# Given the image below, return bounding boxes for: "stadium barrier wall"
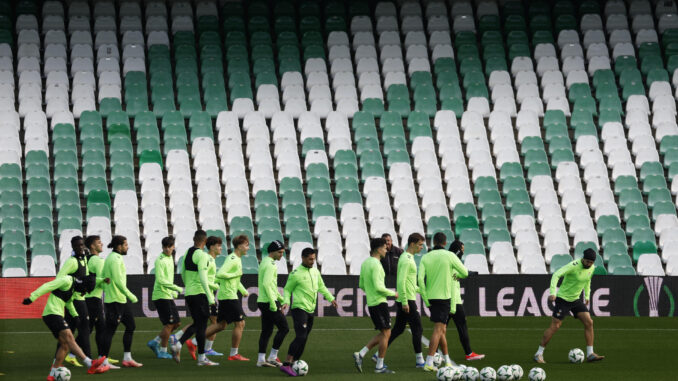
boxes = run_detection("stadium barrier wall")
[2,275,675,319]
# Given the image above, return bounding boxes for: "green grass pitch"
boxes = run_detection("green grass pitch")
[0,316,675,380]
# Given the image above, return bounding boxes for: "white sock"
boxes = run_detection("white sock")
[205,340,214,351]
[416,353,424,363]
[198,353,206,362]
[49,367,56,376]
[191,338,197,346]
[83,357,92,367]
[586,346,593,356]
[359,346,369,358]
[444,354,452,364]
[425,355,434,367]
[175,330,184,338]
[160,347,167,353]
[103,358,110,366]
[258,353,266,363]
[268,348,279,360]
[536,346,545,355]
[67,353,75,358]
[230,348,238,356]
[123,352,132,362]
[376,357,384,369]
[154,336,161,344]
[174,342,182,351]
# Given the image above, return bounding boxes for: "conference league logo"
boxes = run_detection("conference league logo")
[633,276,675,317]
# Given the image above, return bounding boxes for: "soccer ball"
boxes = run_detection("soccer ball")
[437,367,455,381]
[463,366,479,381]
[568,348,585,363]
[528,367,546,381]
[496,365,512,381]
[450,366,466,381]
[510,364,523,380]
[479,366,497,381]
[292,360,309,376]
[54,367,71,381]
[433,352,445,367]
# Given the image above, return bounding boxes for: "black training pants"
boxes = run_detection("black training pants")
[258,302,289,353]
[102,302,136,356]
[64,299,91,358]
[180,294,210,355]
[388,300,423,353]
[86,297,106,357]
[287,308,314,360]
[449,304,472,355]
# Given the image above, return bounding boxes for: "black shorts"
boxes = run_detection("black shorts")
[368,303,391,330]
[43,314,70,339]
[217,299,244,324]
[552,297,589,320]
[185,294,210,321]
[428,299,451,324]
[154,299,180,325]
[210,303,218,317]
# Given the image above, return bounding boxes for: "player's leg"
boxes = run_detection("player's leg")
[374,328,392,372]
[452,304,483,360]
[61,307,83,367]
[86,297,106,358]
[280,309,306,376]
[73,300,92,358]
[408,301,425,367]
[156,301,180,359]
[534,317,562,363]
[257,304,275,367]
[101,303,121,359]
[295,313,313,360]
[226,299,248,360]
[59,328,108,373]
[120,303,142,367]
[268,308,289,365]
[388,302,407,346]
[576,311,604,361]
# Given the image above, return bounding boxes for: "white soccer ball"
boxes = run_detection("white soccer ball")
[479,366,497,381]
[463,366,479,381]
[510,364,523,379]
[54,367,71,381]
[568,348,585,363]
[450,366,466,381]
[496,365,513,381]
[292,360,309,376]
[437,366,455,381]
[433,352,445,368]
[528,367,546,381]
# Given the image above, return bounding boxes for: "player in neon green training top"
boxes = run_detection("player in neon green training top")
[386,233,426,367]
[353,237,398,374]
[201,234,251,361]
[418,232,468,371]
[256,240,288,368]
[100,235,142,368]
[57,236,92,364]
[172,230,218,366]
[534,248,604,363]
[182,236,224,359]
[279,247,337,377]
[148,236,183,359]
[445,240,484,362]
[84,235,116,364]
[22,274,109,379]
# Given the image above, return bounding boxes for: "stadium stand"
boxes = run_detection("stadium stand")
[1,0,677,278]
